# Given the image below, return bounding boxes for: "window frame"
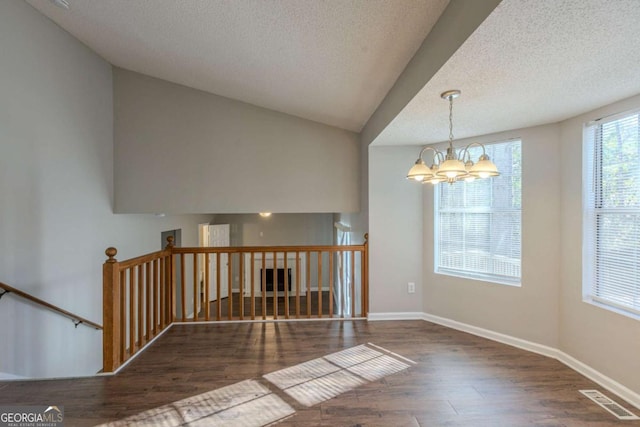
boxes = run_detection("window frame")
[582,108,640,320]
[434,139,522,286]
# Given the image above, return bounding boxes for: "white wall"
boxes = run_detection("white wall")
[368,146,423,315]
[113,68,360,215]
[559,93,640,394]
[0,1,212,378]
[212,213,334,246]
[422,125,562,347]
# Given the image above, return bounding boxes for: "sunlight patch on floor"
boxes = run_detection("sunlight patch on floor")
[97,380,294,427]
[98,344,412,426]
[264,344,411,407]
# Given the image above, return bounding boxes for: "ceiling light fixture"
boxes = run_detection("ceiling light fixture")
[259,212,272,218]
[406,90,499,184]
[50,0,70,10]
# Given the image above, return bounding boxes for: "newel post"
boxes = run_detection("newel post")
[363,233,369,317]
[103,247,121,373]
[165,236,175,323]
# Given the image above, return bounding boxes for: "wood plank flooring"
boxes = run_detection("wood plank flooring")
[201,291,333,319]
[1,320,639,426]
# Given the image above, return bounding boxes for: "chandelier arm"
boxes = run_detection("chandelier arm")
[418,146,444,164]
[465,141,487,155]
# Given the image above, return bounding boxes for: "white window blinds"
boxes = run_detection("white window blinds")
[435,140,522,285]
[583,111,640,316]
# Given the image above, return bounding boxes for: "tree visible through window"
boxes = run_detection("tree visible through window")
[435,140,522,285]
[584,110,640,317]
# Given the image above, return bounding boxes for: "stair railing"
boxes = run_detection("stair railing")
[102,234,368,373]
[0,281,102,330]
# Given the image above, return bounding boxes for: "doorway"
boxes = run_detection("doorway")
[198,224,230,302]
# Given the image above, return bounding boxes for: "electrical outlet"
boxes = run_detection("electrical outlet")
[408,282,415,293]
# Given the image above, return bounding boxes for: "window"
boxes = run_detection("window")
[583,110,640,317]
[435,140,521,285]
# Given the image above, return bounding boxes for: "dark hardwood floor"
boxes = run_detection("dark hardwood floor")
[202,291,333,319]
[1,320,639,426]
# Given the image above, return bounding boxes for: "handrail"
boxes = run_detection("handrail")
[0,281,103,330]
[171,244,367,254]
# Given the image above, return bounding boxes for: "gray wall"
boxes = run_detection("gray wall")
[212,213,334,246]
[0,1,211,378]
[559,93,640,395]
[368,146,423,314]
[364,96,640,396]
[113,68,360,215]
[335,135,370,245]
[422,124,562,347]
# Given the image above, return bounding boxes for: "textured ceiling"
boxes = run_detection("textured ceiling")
[26,0,449,132]
[373,0,640,145]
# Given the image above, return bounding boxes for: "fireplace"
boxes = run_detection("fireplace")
[261,268,292,292]
[244,252,306,296]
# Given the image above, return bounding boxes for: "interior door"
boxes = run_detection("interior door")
[207,224,230,301]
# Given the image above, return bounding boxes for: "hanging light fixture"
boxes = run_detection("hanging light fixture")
[406,90,499,184]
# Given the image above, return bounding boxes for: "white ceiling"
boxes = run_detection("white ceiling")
[374,0,640,145]
[26,0,449,133]
[25,0,640,144]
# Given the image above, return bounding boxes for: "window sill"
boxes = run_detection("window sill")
[583,297,640,322]
[435,270,521,287]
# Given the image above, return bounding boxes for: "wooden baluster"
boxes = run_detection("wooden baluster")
[103,247,121,373]
[193,254,198,321]
[145,262,152,339]
[228,253,233,320]
[284,252,289,319]
[166,236,175,324]
[153,259,159,336]
[351,250,356,318]
[216,252,221,321]
[306,251,311,318]
[360,250,365,318]
[138,264,144,347]
[295,251,301,318]
[205,253,210,321]
[272,251,278,319]
[119,270,126,364]
[329,251,334,318]
[317,251,323,318]
[129,267,136,356]
[261,253,266,320]
[239,251,244,320]
[159,256,165,327]
[339,251,345,318]
[180,253,186,322]
[250,252,255,320]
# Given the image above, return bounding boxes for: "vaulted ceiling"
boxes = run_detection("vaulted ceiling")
[27,0,640,145]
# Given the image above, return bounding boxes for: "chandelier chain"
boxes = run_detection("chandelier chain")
[448,96,454,147]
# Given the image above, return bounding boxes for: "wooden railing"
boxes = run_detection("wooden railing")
[0,281,102,330]
[102,235,368,372]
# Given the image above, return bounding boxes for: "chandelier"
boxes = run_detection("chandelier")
[406,90,499,184]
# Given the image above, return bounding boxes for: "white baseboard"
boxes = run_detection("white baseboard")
[98,323,175,376]
[421,313,559,358]
[422,312,640,410]
[556,351,640,411]
[0,372,28,380]
[368,312,424,321]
